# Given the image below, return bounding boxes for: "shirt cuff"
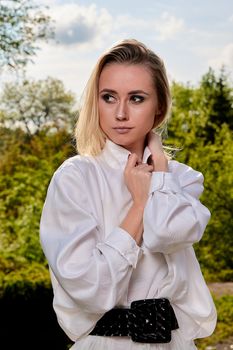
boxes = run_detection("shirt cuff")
[149,172,181,195]
[97,227,142,268]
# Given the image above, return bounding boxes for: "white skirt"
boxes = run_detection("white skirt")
[70,330,197,350]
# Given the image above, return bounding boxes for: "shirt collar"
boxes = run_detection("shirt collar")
[99,139,152,169]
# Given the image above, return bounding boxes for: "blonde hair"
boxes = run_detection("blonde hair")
[75,39,172,156]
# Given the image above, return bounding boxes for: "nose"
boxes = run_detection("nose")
[115,102,129,121]
[116,113,127,121]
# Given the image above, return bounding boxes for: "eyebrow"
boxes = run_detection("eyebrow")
[99,89,150,96]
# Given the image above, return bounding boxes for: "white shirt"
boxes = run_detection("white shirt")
[40,139,217,344]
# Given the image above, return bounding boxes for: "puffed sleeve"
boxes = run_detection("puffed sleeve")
[143,160,211,253]
[40,160,141,335]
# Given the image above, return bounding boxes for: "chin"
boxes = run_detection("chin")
[110,137,132,147]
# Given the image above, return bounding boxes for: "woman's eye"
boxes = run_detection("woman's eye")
[131,95,144,103]
[101,94,116,103]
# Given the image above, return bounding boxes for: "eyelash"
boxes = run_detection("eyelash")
[101,94,145,104]
[101,94,115,103]
[131,95,144,103]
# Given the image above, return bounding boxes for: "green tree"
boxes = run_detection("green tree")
[189,124,233,281]
[0,0,53,70]
[166,69,233,280]
[0,77,77,135]
[167,68,233,155]
[0,127,75,267]
[196,67,233,143]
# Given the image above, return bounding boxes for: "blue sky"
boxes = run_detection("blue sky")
[14,0,233,99]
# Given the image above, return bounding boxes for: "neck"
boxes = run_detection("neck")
[124,138,147,162]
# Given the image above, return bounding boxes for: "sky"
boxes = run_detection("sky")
[4,0,233,100]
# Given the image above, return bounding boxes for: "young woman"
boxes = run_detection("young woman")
[40,39,217,349]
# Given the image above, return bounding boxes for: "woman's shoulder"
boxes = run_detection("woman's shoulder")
[52,154,97,183]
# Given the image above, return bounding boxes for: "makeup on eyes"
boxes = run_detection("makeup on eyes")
[100,89,149,104]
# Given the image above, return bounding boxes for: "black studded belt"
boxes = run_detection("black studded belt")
[90,298,179,343]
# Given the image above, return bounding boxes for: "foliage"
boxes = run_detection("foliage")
[166,67,233,281]
[0,77,77,134]
[0,0,53,70]
[191,125,233,281]
[0,127,76,270]
[167,67,233,147]
[0,258,50,298]
[197,67,233,142]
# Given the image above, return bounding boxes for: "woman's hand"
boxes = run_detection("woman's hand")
[120,153,153,245]
[147,131,164,155]
[147,131,168,172]
[124,153,153,209]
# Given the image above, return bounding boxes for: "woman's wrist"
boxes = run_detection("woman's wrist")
[131,201,146,213]
[120,202,145,245]
[151,153,168,172]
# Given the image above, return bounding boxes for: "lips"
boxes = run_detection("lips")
[113,127,133,134]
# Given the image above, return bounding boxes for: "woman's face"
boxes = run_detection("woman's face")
[98,63,158,156]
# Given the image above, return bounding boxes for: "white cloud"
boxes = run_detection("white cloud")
[21,3,114,100]
[112,12,185,42]
[154,12,185,41]
[49,3,113,50]
[26,42,95,99]
[37,0,57,5]
[113,14,148,29]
